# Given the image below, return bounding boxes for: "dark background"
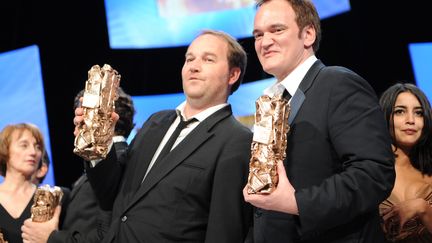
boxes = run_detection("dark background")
[1,0,430,187]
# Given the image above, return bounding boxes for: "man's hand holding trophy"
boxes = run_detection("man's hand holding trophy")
[73,64,121,161]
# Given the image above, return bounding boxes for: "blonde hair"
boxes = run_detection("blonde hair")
[0,123,45,176]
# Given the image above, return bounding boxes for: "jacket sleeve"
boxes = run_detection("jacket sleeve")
[205,127,253,243]
[48,210,112,243]
[85,146,124,211]
[295,68,395,234]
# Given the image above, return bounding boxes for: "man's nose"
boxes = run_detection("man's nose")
[189,60,201,72]
[261,32,274,48]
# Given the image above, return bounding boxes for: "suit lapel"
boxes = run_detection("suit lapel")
[124,106,233,212]
[298,60,325,94]
[287,60,326,124]
[135,124,212,195]
[288,89,305,125]
[127,112,177,193]
[69,174,87,199]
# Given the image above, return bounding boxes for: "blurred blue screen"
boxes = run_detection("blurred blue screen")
[409,42,432,101]
[105,0,351,49]
[0,45,56,186]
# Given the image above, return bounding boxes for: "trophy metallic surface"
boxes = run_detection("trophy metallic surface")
[74,64,120,161]
[31,185,64,222]
[0,230,7,243]
[247,94,290,194]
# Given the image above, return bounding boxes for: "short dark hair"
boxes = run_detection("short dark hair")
[37,150,51,183]
[74,87,136,138]
[199,30,247,94]
[114,88,136,138]
[256,0,321,53]
[379,82,432,175]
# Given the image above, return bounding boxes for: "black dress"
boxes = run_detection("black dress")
[0,198,32,243]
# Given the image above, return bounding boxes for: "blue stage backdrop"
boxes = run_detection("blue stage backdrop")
[0,45,55,186]
[105,0,351,49]
[409,42,432,101]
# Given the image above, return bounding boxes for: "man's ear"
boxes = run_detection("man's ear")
[228,67,241,86]
[302,24,316,49]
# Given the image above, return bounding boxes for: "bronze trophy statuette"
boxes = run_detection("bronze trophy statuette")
[0,229,7,243]
[31,185,63,222]
[74,64,121,161]
[246,92,290,194]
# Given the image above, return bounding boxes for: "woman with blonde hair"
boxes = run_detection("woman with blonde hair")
[0,123,45,243]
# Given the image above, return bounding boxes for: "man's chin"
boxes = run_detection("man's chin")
[185,90,204,99]
[262,65,277,77]
[260,59,277,71]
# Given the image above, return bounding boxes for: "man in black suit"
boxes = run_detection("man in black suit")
[74,30,252,242]
[21,87,135,243]
[243,0,395,243]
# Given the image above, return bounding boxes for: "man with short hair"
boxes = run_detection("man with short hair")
[75,30,252,242]
[243,0,395,242]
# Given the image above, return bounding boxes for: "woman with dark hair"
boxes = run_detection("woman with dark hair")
[0,123,45,243]
[379,83,432,242]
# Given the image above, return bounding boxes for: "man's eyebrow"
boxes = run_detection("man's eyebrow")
[253,23,286,34]
[202,52,217,57]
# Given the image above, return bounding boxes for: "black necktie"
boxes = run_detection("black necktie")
[283,89,292,101]
[156,116,196,161]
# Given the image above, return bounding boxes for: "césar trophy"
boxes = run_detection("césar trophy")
[246,92,290,194]
[0,229,7,243]
[31,185,64,222]
[73,64,120,161]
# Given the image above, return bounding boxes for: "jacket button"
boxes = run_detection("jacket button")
[255,209,262,218]
[121,215,127,222]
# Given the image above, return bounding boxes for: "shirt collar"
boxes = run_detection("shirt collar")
[264,55,317,97]
[176,101,228,122]
[112,135,126,143]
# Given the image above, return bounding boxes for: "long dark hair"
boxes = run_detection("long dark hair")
[379,83,432,175]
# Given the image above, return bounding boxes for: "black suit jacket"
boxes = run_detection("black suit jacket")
[253,60,395,243]
[48,142,127,243]
[87,105,253,243]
